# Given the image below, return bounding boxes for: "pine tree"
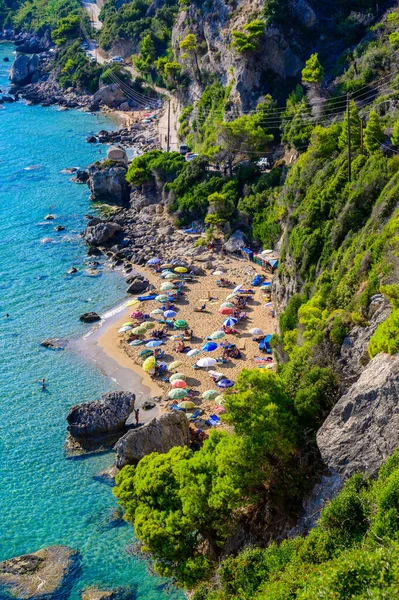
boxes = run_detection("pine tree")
[301,53,324,85]
[338,100,361,152]
[391,118,399,147]
[364,111,384,154]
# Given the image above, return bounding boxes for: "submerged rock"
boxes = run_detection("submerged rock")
[93,464,119,486]
[81,586,136,600]
[66,391,135,451]
[40,338,68,350]
[317,353,399,480]
[0,545,80,600]
[114,411,190,468]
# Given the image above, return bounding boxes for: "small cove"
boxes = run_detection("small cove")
[0,42,182,599]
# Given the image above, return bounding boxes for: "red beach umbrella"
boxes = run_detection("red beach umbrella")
[218,307,234,315]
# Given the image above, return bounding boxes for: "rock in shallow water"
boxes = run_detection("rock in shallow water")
[40,338,68,350]
[0,545,80,600]
[79,312,100,323]
[81,586,136,600]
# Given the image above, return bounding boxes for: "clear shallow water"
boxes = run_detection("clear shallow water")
[0,43,181,599]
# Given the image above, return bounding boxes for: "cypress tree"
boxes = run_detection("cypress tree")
[364,111,384,154]
[339,100,361,152]
[391,117,399,147]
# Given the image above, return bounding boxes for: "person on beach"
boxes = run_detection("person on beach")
[134,409,140,426]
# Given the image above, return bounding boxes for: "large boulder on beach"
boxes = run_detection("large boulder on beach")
[126,278,148,294]
[114,412,190,468]
[84,221,123,246]
[224,230,246,253]
[0,545,80,600]
[66,392,135,451]
[9,53,39,85]
[317,353,399,480]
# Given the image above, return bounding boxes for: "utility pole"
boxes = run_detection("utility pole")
[347,93,352,182]
[167,99,171,152]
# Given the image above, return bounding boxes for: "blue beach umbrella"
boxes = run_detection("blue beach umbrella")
[164,310,177,318]
[147,257,161,265]
[217,379,234,388]
[146,340,164,348]
[202,342,218,352]
[223,317,238,327]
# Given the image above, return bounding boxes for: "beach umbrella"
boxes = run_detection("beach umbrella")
[215,394,225,405]
[144,322,155,331]
[130,311,143,319]
[161,283,175,291]
[202,390,219,400]
[208,370,224,380]
[250,327,264,336]
[164,310,177,318]
[170,379,188,389]
[161,263,173,269]
[131,326,146,335]
[264,302,272,307]
[129,339,144,346]
[147,257,161,265]
[202,342,218,352]
[127,299,140,307]
[156,294,169,302]
[223,317,238,327]
[168,360,183,371]
[226,293,239,301]
[178,400,195,409]
[187,348,200,357]
[219,307,234,315]
[209,330,225,340]
[143,356,156,372]
[213,270,224,276]
[169,372,186,382]
[122,322,134,327]
[165,273,180,279]
[174,266,187,273]
[146,340,163,348]
[233,285,244,293]
[220,302,235,309]
[139,349,153,358]
[197,357,217,368]
[151,309,164,315]
[168,388,188,400]
[217,379,234,388]
[118,325,132,333]
[174,320,189,329]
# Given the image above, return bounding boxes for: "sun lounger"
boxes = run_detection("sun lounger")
[187,409,201,421]
[137,295,157,301]
[206,415,221,427]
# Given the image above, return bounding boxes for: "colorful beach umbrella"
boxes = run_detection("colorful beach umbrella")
[250,327,264,336]
[118,326,132,333]
[168,360,183,371]
[169,372,186,382]
[213,270,224,276]
[174,320,189,329]
[202,390,218,400]
[144,322,155,330]
[168,388,188,400]
[215,394,225,405]
[143,356,156,372]
[164,310,177,318]
[156,294,169,302]
[170,379,188,389]
[202,342,218,352]
[197,357,217,368]
[139,349,153,358]
[161,263,173,269]
[129,339,144,346]
[146,340,163,348]
[220,302,235,309]
[165,273,180,279]
[187,348,200,357]
[130,311,143,319]
[178,400,195,409]
[122,322,134,327]
[131,326,146,335]
[161,283,175,291]
[174,266,187,273]
[219,307,234,315]
[209,331,225,340]
[151,309,164,315]
[223,317,238,327]
[217,379,234,388]
[147,257,161,265]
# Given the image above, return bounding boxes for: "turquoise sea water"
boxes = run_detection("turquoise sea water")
[0,43,181,599]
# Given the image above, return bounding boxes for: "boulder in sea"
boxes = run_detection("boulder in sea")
[66,391,135,452]
[114,411,190,468]
[54,225,65,232]
[79,312,100,323]
[44,214,55,221]
[41,338,68,350]
[93,464,119,487]
[81,586,136,600]
[86,135,98,144]
[9,52,39,86]
[86,162,130,207]
[317,353,399,480]
[0,545,80,600]
[84,222,123,246]
[66,266,78,275]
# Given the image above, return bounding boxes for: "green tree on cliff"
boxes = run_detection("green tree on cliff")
[364,111,384,154]
[302,53,324,85]
[339,99,361,152]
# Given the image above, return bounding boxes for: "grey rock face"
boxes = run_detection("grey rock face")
[84,222,123,246]
[317,353,399,480]
[224,229,246,253]
[0,546,80,600]
[87,164,130,207]
[114,411,190,468]
[9,53,39,85]
[67,391,135,443]
[126,278,148,294]
[93,84,126,108]
[339,294,392,388]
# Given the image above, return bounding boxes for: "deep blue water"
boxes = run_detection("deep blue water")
[0,43,181,599]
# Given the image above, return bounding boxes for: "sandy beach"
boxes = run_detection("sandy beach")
[92,255,277,426]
